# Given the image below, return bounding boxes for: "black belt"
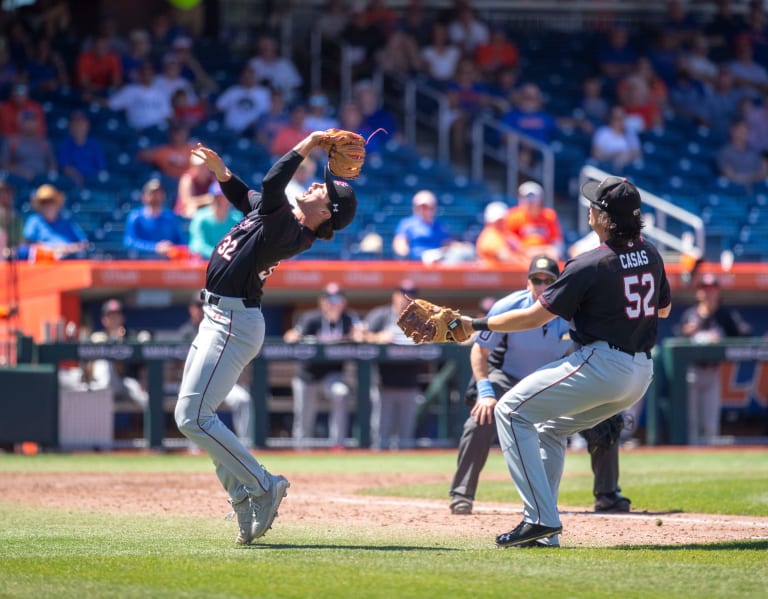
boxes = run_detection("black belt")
[200,290,261,309]
[609,343,651,359]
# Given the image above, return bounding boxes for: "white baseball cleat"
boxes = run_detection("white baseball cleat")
[250,474,290,539]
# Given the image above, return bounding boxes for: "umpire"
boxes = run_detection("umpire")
[449,256,632,522]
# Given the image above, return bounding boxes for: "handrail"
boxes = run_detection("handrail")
[402,78,451,163]
[470,115,556,205]
[578,164,706,259]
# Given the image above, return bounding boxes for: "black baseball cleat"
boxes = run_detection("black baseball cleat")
[594,492,631,513]
[495,521,562,548]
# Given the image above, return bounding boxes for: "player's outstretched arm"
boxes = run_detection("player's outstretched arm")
[191,143,231,182]
[468,300,555,334]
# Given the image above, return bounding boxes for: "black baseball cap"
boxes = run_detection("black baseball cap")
[528,255,559,279]
[101,298,123,315]
[397,278,418,297]
[325,166,357,230]
[581,176,642,220]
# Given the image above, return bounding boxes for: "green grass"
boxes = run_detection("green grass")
[1,450,767,598]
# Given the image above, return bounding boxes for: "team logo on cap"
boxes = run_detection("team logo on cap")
[535,257,550,269]
[332,203,339,213]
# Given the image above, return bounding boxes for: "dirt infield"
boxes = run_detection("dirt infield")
[5,456,767,547]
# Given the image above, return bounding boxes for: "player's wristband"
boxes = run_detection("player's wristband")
[471,317,490,331]
[476,378,495,398]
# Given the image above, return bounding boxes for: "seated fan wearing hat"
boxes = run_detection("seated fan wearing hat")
[22,184,89,261]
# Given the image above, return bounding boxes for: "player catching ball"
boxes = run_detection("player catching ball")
[399,176,671,547]
[174,130,362,545]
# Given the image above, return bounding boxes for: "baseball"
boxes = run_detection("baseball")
[655,518,663,527]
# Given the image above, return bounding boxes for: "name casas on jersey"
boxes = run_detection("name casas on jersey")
[619,249,649,269]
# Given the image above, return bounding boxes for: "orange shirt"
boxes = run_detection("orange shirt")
[475,42,519,72]
[476,226,525,264]
[145,143,196,179]
[0,99,46,136]
[76,50,122,90]
[503,206,563,248]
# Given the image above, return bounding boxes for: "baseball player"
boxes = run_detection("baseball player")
[174,132,358,545]
[456,176,671,547]
[449,257,633,529]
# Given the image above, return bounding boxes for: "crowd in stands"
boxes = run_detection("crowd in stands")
[1,0,768,264]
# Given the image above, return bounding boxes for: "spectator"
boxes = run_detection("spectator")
[596,23,638,97]
[393,190,452,261]
[0,83,46,137]
[170,87,206,129]
[616,67,665,133]
[123,178,185,259]
[174,153,215,218]
[154,53,198,107]
[166,36,217,101]
[75,33,122,102]
[248,35,302,103]
[590,105,642,172]
[703,0,747,63]
[420,21,462,85]
[728,34,768,96]
[443,58,492,163]
[662,0,700,49]
[215,65,271,136]
[572,76,610,132]
[717,119,768,186]
[485,65,522,115]
[338,5,387,81]
[269,103,310,158]
[500,82,559,144]
[23,184,88,261]
[56,110,108,188]
[254,87,290,149]
[317,0,349,43]
[1,111,57,182]
[285,157,318,208]
[743,94,768,156]
[646,28,681,88]
[667,62,709,125]
[303,90,339,132]
[24,36,69,98]
[682,33,718,89]
[283,283,363,449]
[354,80,399,150]
[364,280,424,450]
[85,298,149,410]
[138,124,196,181]
[447,1,490,56]
[475,200,527,266]
[503,181,564,261]
[107,60,172,131]
[377,10,424,77]
[188,181,241,259]
[121,29,153,84]
[698,66,749,142]
[0,178,23,258]
[744,2,768,66]
[474,24,519,79]
[677,273,752,445]
[175,291,253,442]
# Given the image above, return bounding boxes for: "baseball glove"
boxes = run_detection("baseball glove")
[579,413,625,453]
[396,299,473,344]
[318,128,367,179]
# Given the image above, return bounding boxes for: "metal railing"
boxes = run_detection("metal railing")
[470,116,556,205]
[578,164,706,260]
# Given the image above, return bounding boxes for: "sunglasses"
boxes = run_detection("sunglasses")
[529,277,555,286]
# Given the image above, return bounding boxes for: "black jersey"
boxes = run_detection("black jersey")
[540,237,671,354]
[204,151,316,301]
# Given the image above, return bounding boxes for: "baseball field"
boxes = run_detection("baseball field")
[1,447,766,599]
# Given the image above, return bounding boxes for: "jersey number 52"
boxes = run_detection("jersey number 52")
[624,273,655,319]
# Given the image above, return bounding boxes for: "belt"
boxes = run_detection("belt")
[200,289,260,309]
[608,343,651,359]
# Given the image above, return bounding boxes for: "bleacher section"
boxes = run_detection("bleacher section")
[6,24,768,265]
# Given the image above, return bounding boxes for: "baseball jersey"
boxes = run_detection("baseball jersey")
[204,151,316,301]
[540,237,671,354]
[476,289,572,380]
